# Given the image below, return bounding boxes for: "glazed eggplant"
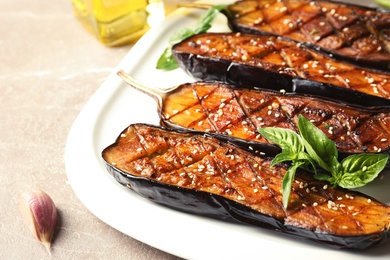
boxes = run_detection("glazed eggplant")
[102,123,390,249]
[222,0,390,71]
[172,32,390,108]
[118,71,390,155]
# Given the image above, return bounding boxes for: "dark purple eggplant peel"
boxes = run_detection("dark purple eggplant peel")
[102,123,390,249]
[225,0,390,71]
[181,0,390,71]
[172,32,390,108]
[117,71,390,157]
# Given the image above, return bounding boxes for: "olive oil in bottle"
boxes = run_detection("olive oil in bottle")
[71,0,165,46]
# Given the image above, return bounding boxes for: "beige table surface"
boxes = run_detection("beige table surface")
[0,1,183,259]
[0,0,383,259]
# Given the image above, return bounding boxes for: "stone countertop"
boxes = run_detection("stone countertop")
[0,1,180,259]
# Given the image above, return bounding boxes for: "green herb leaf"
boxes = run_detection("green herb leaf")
[314,172,334,183]
[169,28,194,45]
[194,5,226,33]
[258,128,304,155]
[282,161,304,208]
[259,114,389,209]
[297,115,337,172]
[339,153,388,188]
[375,0,390,10]
[156,5,226,70]
[156,48,179,71]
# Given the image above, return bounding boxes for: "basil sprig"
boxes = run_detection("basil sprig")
[259,115,389,209]
[156,5,226,71]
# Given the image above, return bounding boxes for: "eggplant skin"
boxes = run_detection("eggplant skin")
[224,0,390,72]
[172,32,390,108]
[102,123,390,250]
[160,81,390,155]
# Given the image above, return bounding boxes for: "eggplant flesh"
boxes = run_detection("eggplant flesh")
[224,0,390,71]
[102,123,390,249]
[172,32,390,108]
[160,81,390,155]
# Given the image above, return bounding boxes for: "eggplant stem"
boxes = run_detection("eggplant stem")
[177,2,212,9]
[117,70,177,111]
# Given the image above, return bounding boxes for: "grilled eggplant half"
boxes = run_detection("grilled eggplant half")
[223,0,390,71]
[172,32,390,107]
[118,71,390,155]
[102,123,390,249]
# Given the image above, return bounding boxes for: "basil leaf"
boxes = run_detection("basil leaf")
[297,115,337,172]
[282,161,304,209]
[194,5,226,33]
[314,172,334,183]
[169,28,194,45]
[272,151,296,166]
[156,48,178,70]
[258,127,304,155]
[338,153,389,188]
[156,5,226,71]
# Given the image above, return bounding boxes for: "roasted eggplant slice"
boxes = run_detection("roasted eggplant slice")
[118,71,390,155]
[102,123,390,249]
[211,0,390,71]
[172,32,390,107]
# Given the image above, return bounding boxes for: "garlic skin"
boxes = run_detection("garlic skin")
[19,190,57,253]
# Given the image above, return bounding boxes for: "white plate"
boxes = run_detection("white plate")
[65,1,390,259]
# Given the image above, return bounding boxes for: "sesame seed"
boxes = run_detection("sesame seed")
[120,133,127,138]
[313,202,318,207]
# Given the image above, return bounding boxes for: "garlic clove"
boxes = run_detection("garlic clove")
[19,190,57,254]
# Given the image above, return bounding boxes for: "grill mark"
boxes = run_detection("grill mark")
[162,84,390,152]
[232,0,389,55]
[104,124,390,238]
[175,32,390,99]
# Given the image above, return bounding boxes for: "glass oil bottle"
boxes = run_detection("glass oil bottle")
[71,0,165,46]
